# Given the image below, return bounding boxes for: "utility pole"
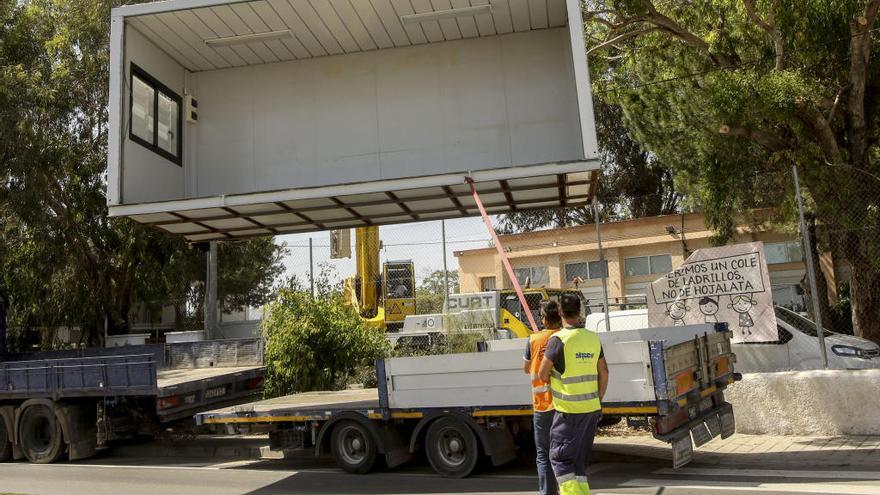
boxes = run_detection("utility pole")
[442,220,450,299]
[309,237,315,297]
[793,165,828,368]
[0,294,7,355]
[593,196,611,333]
[205,241,219,341]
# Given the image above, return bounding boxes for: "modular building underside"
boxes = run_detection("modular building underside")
[108,0,600,241]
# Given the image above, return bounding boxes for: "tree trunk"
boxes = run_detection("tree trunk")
[800,215,832,326]
[849,260,880,344]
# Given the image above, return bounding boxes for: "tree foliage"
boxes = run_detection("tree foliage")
[262,276,390,397]
[415,269,460,314]
[0,0,283,348]
[584,0,880,342]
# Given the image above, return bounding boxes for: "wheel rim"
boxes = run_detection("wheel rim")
[435,426,468,468]
[336,425,369,466]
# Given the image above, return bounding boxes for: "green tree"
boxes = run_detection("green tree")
[0,0,283,348]
[262,276,390,397]
[583,0,880,343]
[415,270,459,314]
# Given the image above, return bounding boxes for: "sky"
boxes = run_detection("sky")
[274,216,495,287]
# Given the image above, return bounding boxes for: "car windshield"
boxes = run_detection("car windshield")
[774,306,836,338]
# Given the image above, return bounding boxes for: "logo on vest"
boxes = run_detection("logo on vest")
[574,352,595,360]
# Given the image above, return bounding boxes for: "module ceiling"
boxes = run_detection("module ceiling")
[119,0,571,71]
[118,165,596,242]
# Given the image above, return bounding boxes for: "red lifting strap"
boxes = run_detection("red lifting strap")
[465,177,540,333]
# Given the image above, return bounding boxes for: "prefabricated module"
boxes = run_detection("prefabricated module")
[106,0,600,237]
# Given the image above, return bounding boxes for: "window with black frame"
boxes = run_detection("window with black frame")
[129,63,182,165]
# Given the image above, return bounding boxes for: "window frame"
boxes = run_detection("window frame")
[129,63,183,166]
[624,254,673,277]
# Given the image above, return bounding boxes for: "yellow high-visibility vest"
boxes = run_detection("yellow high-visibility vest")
[549,328,602,414]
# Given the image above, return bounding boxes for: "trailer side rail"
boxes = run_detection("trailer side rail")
[0,354,158,400]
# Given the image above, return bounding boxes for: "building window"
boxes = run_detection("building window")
[772,284,806,312]
[513,266,549,287]
[765,241,803,265]
[480,276,496,291]
[624,255,672,277]
[129,63,182,166]
[564,261,606,283]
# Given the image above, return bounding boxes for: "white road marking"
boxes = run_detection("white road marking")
[654,467,880,481]
[623,478,880,494]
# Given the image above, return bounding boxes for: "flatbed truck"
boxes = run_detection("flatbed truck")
[0,338,264,463]
[197,324,738,477]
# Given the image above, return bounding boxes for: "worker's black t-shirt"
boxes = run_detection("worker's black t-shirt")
[544,330,603,375]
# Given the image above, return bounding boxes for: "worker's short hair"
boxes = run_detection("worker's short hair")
[559,293,581,318]
[541,300,562,328]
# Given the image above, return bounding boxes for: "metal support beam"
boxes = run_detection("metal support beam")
[205,241,219,340]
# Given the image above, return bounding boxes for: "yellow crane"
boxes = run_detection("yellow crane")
[341,226,416,332]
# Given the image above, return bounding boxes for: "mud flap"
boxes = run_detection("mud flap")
[690,421,713,448]
[485,426,517,467]
[56,402,98,461]
[719,406,736,439]
[705,414,722,439]
[671,434,693,469]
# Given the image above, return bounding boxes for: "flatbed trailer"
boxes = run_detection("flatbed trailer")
[0,338,264,463]
[197,324,739,477]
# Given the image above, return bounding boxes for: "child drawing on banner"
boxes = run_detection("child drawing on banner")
[728,294,757,335]
[698,296,719,323]
[665,300,689,326]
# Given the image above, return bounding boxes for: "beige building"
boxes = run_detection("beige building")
[456,212,839,311]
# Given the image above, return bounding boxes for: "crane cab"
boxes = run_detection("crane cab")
[383,261,416,332]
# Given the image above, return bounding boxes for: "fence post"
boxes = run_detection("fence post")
[309,237,315,297]
[442,220,450,299]
[205,241,219,341]
[793,165,828,369]
[593,196,611,333]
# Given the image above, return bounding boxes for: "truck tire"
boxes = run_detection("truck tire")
[18,405,65,464]
[0,417,11,461]
[425,417,479,478]
[330,420,377,474]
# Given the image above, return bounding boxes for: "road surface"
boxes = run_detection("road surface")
[1,453,879,495]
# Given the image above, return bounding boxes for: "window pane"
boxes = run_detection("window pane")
[765,241,802,264]
[624,257,650,277]
[650,255,673,274]
[565,263,589,283]
[131,75,155,144]
[480,277,496,291]
[588,261,606,279]
[157,91,178,156]
[530,267,549,286]
[513,268,530,286]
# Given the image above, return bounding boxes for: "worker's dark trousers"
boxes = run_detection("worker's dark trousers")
[533,410,558,495]
[549,410,601,495]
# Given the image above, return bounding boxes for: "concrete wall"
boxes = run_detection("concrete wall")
[122,27,188,204]
[726,370,880,436]
[187,27,582,198]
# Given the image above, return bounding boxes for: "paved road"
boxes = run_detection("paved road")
[2,454,880,495]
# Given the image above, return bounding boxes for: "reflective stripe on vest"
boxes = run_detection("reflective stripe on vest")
[549,327,602,414]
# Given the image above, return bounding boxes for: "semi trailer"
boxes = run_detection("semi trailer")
[0,338,264,463]
[197,323,738,477]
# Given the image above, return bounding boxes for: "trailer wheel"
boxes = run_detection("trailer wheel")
[425,417,479,478]
[19,405,65,464]
[330,420,377,474]
[0,417,11,461]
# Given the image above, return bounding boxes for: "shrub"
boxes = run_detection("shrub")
[262,280,390,398]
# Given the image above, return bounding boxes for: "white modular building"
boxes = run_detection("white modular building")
[107,0,600,240]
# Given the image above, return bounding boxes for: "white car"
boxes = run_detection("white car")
[584,307,880,372]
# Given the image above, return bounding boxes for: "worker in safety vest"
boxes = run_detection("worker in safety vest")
[523,300,563,495]
[538,294,609,495]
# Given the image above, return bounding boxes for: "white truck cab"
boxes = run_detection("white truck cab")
[585,307,880,372]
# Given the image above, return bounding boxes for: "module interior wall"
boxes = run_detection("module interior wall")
[189,27,583,198]
[122,27,187,204]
